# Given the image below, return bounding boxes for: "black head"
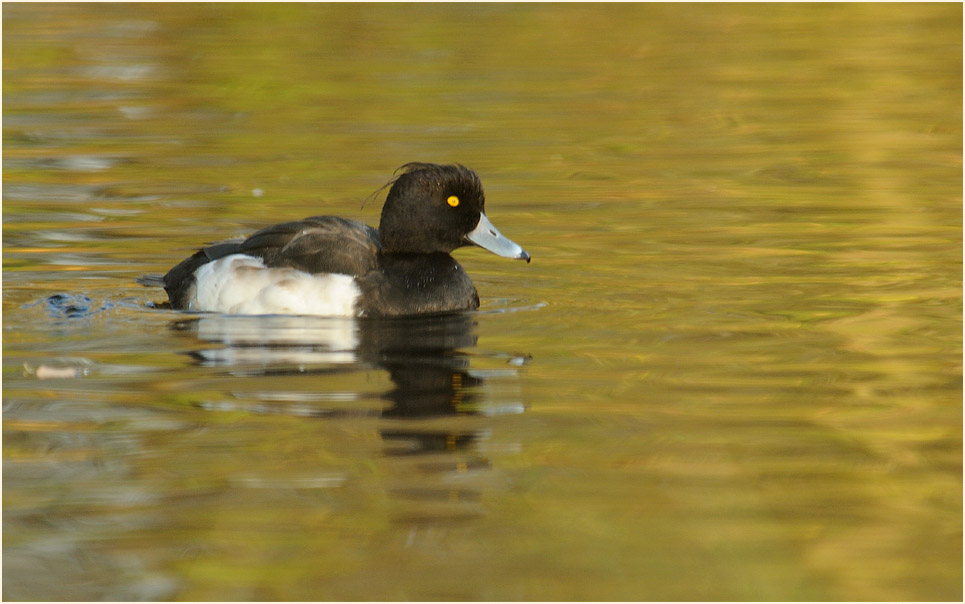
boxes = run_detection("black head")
[378,163,529,262]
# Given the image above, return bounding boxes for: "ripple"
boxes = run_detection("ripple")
[477,298,547,315]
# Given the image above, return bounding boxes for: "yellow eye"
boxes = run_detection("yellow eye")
[447,195,460,207]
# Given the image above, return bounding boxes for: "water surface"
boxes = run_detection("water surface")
[3,3,962,601]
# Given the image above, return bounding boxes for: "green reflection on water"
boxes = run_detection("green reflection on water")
[3,2,961,601]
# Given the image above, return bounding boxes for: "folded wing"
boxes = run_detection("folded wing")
[240,216,380,276]
[163,216,380,309]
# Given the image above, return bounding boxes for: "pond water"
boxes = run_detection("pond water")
[3,3,962,601]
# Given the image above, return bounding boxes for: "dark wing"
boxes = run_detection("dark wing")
[239,216,381,277]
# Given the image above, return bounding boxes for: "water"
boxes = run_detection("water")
[3,3,961,601]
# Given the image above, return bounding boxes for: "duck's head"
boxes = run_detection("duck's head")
[378,163,530,262]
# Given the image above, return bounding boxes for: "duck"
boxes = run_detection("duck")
[155,163,530,318]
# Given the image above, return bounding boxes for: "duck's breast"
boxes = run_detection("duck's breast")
[356,253,479,317]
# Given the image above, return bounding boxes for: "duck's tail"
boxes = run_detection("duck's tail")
[135,274,165,288]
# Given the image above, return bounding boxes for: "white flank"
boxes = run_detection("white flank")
[190,254,360,316]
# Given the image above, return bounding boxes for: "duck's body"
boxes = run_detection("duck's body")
[155,163,529,318]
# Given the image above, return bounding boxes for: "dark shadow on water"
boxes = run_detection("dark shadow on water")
[171,312,518,415]
[168,312,530,524]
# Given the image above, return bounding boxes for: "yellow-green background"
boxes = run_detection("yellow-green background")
[3,3,961,600]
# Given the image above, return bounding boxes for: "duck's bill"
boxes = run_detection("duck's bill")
[467,213,531,263]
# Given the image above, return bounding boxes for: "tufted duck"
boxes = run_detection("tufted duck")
[154,163,530,317]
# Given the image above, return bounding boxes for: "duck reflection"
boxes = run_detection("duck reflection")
[169,312,528,523]
[174,312,520,417]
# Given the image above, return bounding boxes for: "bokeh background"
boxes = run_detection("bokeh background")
[3,3,961,601]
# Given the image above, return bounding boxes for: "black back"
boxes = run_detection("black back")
[239,216,380,275]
